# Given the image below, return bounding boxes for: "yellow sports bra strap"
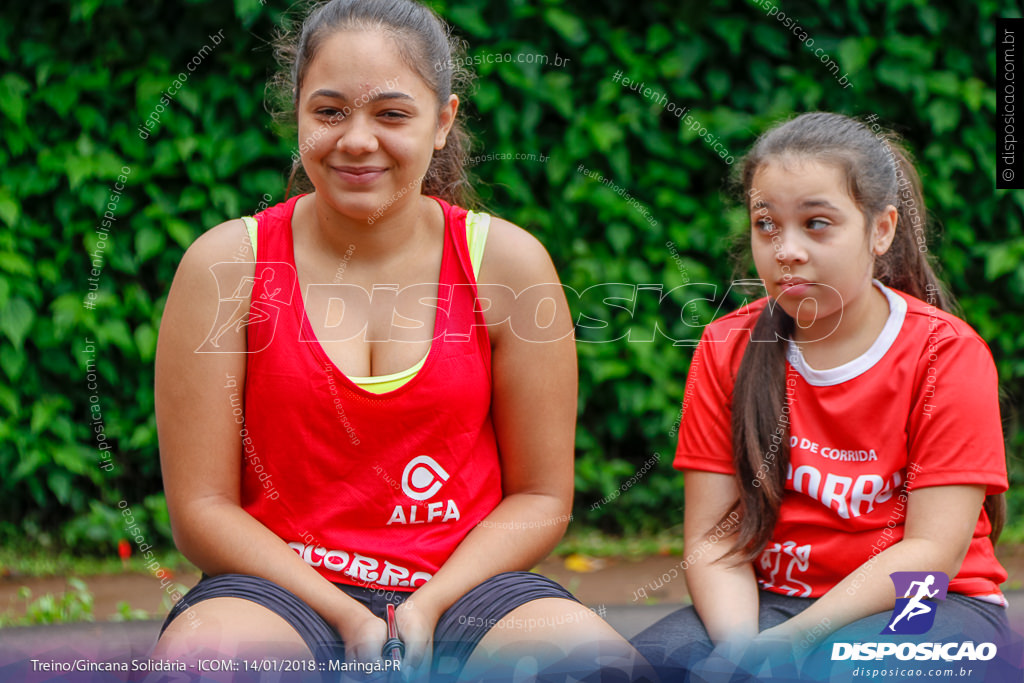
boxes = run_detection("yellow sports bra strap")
[242,216,258,261]
[242,212,489,275]
[465,211,490,278]
[351,211,492,393]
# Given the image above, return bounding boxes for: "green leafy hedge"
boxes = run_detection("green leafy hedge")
[2,0,1022,551]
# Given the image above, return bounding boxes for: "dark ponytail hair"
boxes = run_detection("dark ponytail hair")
[269,0,477,207]
[721,112,1004,561]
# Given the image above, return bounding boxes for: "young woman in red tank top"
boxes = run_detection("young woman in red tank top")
[153,0,649,680]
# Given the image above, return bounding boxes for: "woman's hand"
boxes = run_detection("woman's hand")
[335,607,388,665]
[689,632,798,683]
[395,598,441,681]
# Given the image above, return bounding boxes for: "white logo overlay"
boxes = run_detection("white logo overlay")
[388,456,461,526]
[402,455,449,500]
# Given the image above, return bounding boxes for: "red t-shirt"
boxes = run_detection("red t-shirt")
[240,195,502,591]
[675,282,1008,599]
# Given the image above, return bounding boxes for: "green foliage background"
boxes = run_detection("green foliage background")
[1,0,1022,551]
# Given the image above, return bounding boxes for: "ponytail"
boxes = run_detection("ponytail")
[722,303,794,561]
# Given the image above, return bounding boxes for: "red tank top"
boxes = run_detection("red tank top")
[240,194,502,591]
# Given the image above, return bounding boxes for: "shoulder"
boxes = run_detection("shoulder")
[893,288,992,358]
[186,219,252,262]
[700,297,769,345]
[476,215,560,290]
[171,218,255,295]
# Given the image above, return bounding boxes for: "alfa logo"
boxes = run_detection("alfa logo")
[401,455,449,501]
[883,571,949,635]
[387,456,459,525]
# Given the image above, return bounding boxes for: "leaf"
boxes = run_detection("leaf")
[543,8,588,46]
[167,219,196,249]
[0,297,34,350]
[47,471,73,506]
[135,227,165,263]
[0,74,30,126]
[448,5,490,38]
[926,99,960,136]
[0,188,20,227]
[134,323,158,362]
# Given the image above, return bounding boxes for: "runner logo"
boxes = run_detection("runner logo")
[883,571,949,635]
[401,455,449,501]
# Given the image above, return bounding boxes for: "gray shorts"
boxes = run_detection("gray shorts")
[631,589,1021,682]
[161,570,578,679]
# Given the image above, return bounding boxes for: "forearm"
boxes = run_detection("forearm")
[404,492,568,616]
[173,498,370,632]
[685,559,760,645]
[772,538,962,641]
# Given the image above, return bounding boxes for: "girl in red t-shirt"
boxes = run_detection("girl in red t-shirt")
[152,0,646,680]
[633,112,1018,680]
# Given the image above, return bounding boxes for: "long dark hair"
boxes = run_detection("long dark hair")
[269,0,477,207]
[722,112,1004,561]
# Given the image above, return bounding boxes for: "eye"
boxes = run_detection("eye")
[753,218,776,234]
[807,218,830,231]
[315,107,346,120]
[379,110,410,120]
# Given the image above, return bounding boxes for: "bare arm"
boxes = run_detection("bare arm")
[681,470,760,645]
[764,484,985,643]
[155,222,384,659]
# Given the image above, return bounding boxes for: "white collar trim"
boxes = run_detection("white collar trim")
[786,280,906,387]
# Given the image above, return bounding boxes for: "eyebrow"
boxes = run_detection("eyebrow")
[307,88,415,103]
[798,199,840,210]
[749,199,840,211]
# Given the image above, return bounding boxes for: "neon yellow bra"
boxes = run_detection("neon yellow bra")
[241,211,491,393]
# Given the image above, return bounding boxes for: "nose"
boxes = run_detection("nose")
[774,227,808,265]
[337,113,379,155]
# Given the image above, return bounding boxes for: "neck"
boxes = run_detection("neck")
[792,280,890,367]
[300,192,439,264]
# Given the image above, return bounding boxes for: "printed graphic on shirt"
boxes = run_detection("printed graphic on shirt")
[758,540,813,597]
[387,455,462,525]
[287,542,432,588]
[787,433,903,520]
[883,571,949,635]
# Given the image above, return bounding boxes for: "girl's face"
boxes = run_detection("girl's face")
[297,30,457,221]
[749,157,896,337]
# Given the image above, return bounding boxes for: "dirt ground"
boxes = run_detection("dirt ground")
[3,545,1024,623]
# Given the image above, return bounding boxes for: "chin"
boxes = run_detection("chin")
[317,191,384,220]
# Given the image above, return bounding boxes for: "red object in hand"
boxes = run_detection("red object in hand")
[382,603,404,662]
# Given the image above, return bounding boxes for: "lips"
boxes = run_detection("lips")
[775,276,815,298]
[332,165,387,185]
[777,276,811,290]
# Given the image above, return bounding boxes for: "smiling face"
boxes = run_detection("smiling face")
[749,155,896,340]
[297,29,457,221]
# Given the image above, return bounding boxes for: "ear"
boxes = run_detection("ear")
[871,204,898,256]
[434,94,459,150]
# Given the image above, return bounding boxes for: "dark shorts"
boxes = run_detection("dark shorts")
[161,571,578,678]
[631,588,1023,682]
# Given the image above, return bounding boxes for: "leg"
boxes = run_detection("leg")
[153,597,312,660]
[464,598,651,681]
[631,604,714,677]
[630,591,815,681]
[430,571,653,681]
[151,574,343,668]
